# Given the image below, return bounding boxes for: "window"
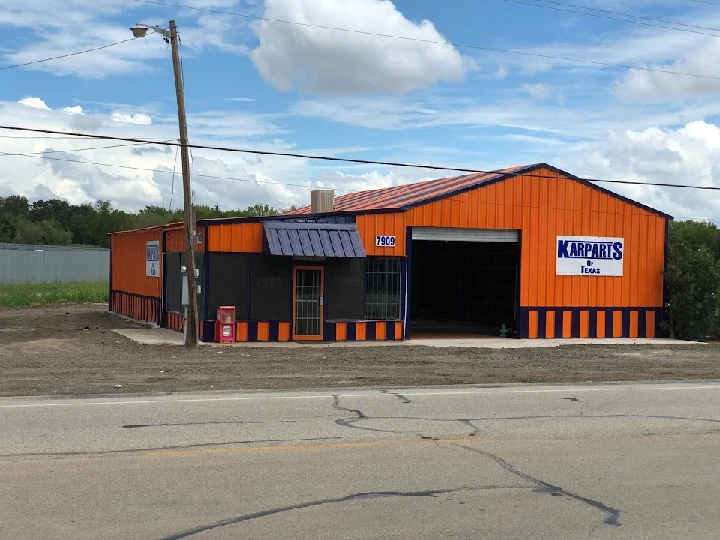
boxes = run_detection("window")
[365,258,401,320]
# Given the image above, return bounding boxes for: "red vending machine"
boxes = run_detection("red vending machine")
[215,306,236,344]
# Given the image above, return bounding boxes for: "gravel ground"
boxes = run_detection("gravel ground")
[0,304,718,397]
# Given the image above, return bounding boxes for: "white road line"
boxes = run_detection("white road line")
[1,383,719,409]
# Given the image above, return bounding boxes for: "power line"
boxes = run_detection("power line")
[505,0,720,38]
[131,0,720,82]
[0,38,138,72]
[687,0,720,6]
[0,149,317,191]
[0,140,173,158]
[529,0,720,34]
[1,124,719,192]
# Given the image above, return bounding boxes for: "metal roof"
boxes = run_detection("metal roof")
[286,165,526,215]
[263,221,366,258]
[284,163,672,219]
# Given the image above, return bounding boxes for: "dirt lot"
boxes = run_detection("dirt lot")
[0,304,719,397]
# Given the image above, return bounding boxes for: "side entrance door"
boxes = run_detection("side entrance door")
[293,266,324,341]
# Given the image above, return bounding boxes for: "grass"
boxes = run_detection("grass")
[0,281,108,308]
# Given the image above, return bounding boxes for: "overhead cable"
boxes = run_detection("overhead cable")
[0,38,139,72]
[130,0,720,82]
[1,124,719,192]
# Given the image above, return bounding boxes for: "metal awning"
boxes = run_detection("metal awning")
[263,221,366,257]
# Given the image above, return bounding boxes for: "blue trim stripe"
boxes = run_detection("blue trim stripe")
[269,321,279,341]
[248,321,258,342]
[325,323,337,342]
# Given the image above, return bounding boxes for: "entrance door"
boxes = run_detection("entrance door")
[293,266,324,340]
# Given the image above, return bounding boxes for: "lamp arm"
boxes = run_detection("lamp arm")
[136,22,171,39]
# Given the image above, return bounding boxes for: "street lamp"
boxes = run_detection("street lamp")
[132,21,199,347]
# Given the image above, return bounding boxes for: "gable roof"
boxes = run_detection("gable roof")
[285,163,672,219]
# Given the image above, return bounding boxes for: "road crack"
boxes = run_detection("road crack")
[456,444,621,527]
[380,389,411,404]
[160,485,525,539]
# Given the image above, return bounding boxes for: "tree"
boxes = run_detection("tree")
[14,219,73,246]
[245,203,279,217]
[668,220,720,261]
[663,221,720,340]
[2,195,30,218]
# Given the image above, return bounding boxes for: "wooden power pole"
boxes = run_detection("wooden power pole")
[169,19,198,347]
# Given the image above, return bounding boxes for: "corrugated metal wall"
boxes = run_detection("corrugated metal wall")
[0,245,109,284]
[404,167,666,309]
[207,222,263,252]
[110,229,163,298]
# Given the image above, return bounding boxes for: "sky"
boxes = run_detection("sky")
[1,0,720,222]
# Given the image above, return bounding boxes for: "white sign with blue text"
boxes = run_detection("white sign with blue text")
[556,236,624,276]
[146,240,160,277]
[376,235,396,248]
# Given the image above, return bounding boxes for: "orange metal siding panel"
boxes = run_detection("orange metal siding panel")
[630,311,639,338]
[165,228,185,252]
[395,322,403,340]
[402,166,666,312]
[355,322,367,341]
[545,310,555,339]
[375,323,386,341]
[580,310,590,338]
[236,322,248,342]
[257,322,270,342]
[207,223,263,253]
[613,311,623,338]
[278,322,291,342]
[646,311,656,338]
[562,311,572,338]
[335,322,347,342]
[356,213,406,257]
[110,230,162,298]
[528,311,538,339]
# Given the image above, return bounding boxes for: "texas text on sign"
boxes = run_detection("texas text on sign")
[556,236,624,276]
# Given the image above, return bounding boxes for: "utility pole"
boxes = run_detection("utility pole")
[130,20,197,346]
[169,20,198,347]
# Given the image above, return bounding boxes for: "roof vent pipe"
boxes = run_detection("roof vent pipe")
[310,189,334,214]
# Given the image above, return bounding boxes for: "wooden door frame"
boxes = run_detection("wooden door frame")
[292,265,325,341]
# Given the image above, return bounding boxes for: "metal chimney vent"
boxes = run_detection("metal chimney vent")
[310,189,335,214]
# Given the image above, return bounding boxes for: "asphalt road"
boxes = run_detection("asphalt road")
[2,381,720,539]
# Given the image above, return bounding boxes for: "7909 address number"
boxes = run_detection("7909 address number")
[375,235,396,247]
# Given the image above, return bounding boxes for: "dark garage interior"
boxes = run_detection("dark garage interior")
[410,240,519,336]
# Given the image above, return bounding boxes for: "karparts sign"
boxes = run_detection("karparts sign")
[146,240,160,277]
[556,236,624,276]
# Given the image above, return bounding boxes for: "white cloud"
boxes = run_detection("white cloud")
[112,112,152,125]
[522,83,551,101]
[0,0,251,78]
[62,106,84,115]
[579,121,720,220]
[226,97,256,102]
[249,0,465,95]
[0,98,309,212]
[18,97,51,110]
[613,39,720,100]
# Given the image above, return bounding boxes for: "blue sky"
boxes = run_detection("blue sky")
[1,0,720,222]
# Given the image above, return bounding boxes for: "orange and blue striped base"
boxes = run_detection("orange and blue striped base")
[519,307,663,339]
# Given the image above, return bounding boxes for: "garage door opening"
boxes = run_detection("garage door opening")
[410,229,519,338]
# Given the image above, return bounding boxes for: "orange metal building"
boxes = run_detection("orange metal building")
[109,163,670,341]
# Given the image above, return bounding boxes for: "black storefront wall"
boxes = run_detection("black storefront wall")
[325,258,365,321]
[202,254,400,339]
[249,254,293,321]
[206,253,250,321]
